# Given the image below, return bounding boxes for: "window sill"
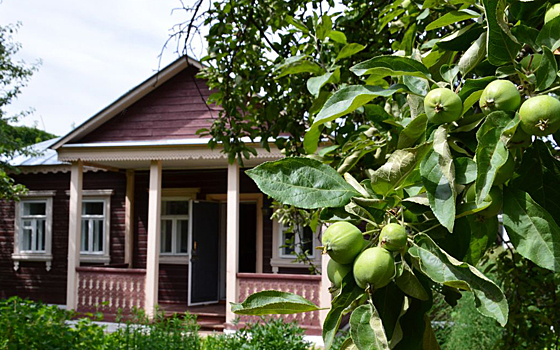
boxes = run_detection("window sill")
[80,254,110,264]
[12,253,53,271]
[159,255,190,265]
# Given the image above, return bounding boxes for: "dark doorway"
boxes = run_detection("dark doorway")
[189,201,220,305]
[238,203,257,273]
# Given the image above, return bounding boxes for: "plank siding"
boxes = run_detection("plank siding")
[0,171,126,304]
[0,167,296,307]
[76,67,219,143]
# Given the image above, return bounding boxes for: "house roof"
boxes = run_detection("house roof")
[51,55,205,150]
[9,137,66,167]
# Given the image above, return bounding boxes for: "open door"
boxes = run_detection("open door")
[188,201,220,305]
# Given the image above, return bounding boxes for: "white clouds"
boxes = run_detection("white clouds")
[0,0,198,136]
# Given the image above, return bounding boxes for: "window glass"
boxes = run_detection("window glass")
[23,202,46,216]
[161,220,173,253]
[81,221,89,252]
[282,230,295,256]
[37,220,46,251]
[22,227,32,251]
[92,220,103,252]
[300,227,314,254]
[178,220,188,253]
[83,202,104,215]
[163,201,189,216]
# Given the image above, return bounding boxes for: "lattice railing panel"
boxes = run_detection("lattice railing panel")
[237,273,322,330]
[76,267,146,316]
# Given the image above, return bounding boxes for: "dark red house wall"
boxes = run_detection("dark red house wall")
[0,166,308,306]
[75,67,218,143]
[0,171,126,304]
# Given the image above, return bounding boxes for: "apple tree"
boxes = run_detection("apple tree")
[177,0,560,348]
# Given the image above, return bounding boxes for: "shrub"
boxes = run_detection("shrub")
[203,318,312,350]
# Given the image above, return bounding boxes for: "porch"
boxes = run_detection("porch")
[75,265,325,334]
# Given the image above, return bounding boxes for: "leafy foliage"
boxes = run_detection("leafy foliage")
[0,22,50,200]
[177,0,560,348]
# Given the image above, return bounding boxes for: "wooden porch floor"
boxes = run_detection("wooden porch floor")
[160,302,226,331]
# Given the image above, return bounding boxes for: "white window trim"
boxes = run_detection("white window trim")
[270,219,321,273]
[12,190,56,272]
[159,195,194,265]
[66,189,114,263]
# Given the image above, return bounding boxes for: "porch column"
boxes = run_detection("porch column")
[124,170,135,267]
[225,161,240,326]
[319,249,331,325]
[145,160,162,318]
[66,160,83,310]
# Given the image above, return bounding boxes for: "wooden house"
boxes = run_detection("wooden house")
[0,56,330,334]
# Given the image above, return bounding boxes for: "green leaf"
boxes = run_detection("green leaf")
[303,124,323,154]
[231,290,320,315]
[340,338,358,350]
[373,283,406,340]
[395,262,429,301]
[482,0,521,65]
[456,215,499,265]
[350,56,431,80]
[474,111,512,205]
[397,114,428,149]
[425,10,480,31]
[328,30,347,44]
[368,143,431,196]
[286,16,309,33]
[535,46,558,92]
[307,69,340,97]
[536,16,560,51]
[323,276,364,350]
[461,90,483,116]
[458,32,487,75]
[458,77,495,101]
[313,85,406,128]
[502,187,560,272]
[511,24,540,52]
[317,14,333,41]
[409,234,508,326]
[350,304,389,350]
[454,157,477,184]
[512,141,560,221]
[336,43,367,62]
[420,127,456,232]
[437,23,484,51]
[246,157,359,209]
[277,59,325,78]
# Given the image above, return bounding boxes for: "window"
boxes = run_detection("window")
[160,200,189,256]
[81,200,106,254]
[21,201,48,252]
[12,191,55,271]
[270,220,321,273]
[279,223,315,259]
[68,189,113,263]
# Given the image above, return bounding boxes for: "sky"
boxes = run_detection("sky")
[1,0,206,137]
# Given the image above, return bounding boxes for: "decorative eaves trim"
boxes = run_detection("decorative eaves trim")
[16,165,108,174]
[57,146,283,162]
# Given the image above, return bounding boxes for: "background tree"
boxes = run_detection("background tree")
[175,0,560,348]
[1,22,53,200]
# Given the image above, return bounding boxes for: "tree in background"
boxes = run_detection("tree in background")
[1,22,53,200]
[174,0,560,348]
